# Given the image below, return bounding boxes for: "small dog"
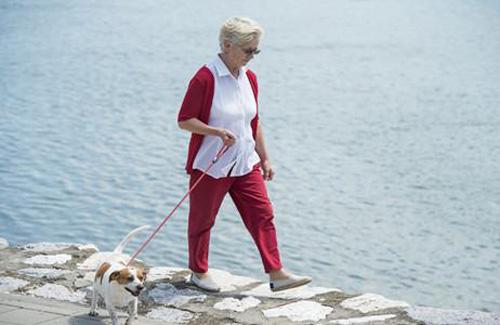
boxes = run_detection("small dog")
[89,225,149,325]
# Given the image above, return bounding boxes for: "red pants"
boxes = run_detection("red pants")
[188,165,283,273]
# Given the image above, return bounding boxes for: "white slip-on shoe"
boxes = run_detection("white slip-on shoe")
[269,273,312,292]
[189,273,221,292]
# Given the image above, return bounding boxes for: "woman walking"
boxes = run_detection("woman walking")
[178,17,311,292]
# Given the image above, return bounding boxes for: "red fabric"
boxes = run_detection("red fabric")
[188,164,282,273]
[178,67,259,174]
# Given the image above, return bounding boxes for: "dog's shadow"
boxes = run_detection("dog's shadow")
[66,313,127,325]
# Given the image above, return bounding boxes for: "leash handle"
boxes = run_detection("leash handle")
[213,144,230,163]
[126,144,229,266]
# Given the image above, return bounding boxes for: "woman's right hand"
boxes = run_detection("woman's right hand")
[216,128,237,146]
[178,119,236,146]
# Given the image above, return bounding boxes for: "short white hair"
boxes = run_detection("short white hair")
[219,17,264,50]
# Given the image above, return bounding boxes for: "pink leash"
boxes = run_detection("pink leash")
[126,144,229,266]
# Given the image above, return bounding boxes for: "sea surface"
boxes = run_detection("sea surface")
[1,0,499,313]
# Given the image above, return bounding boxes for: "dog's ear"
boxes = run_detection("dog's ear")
[137,269,147,282]
[109,271,121,283]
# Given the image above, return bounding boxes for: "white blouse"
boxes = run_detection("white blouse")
[192,55,260,179]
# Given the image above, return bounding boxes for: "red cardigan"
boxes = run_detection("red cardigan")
[178,66,259,174]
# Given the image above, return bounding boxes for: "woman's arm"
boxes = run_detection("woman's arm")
[255,123,274,181]
[178,118,236,146]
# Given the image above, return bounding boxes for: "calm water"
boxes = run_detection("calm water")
[1,0,499,312]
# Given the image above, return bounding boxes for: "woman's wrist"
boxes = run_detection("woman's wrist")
[209,127,223,137]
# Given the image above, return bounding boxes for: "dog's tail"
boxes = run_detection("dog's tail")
[113,225,150,255]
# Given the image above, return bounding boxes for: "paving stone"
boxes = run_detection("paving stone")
[329,314,397,324]
[0,305,17,314]
[0,309,63,324]
[0,293,84,315]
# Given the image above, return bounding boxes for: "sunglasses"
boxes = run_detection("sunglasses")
[240,46,261,56]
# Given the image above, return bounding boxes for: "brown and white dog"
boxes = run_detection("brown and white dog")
[89,225,149,325]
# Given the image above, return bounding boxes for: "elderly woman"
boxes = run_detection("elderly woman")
[177,17,311,292]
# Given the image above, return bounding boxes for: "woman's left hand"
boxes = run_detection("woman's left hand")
[261,160,274,181]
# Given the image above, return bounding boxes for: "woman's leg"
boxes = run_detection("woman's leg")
[229,166,283,273]
[188,171,232,273]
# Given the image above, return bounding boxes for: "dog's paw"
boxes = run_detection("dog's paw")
[88,311,99,317]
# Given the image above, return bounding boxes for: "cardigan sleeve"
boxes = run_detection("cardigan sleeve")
[177,66,215,174]
[177,76,205,122]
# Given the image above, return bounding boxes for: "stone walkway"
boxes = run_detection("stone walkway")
[1,239,500,324]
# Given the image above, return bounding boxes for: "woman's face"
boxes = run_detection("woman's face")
[225,38,260,69]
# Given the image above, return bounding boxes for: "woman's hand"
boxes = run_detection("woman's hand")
[261,160,274,181]
[216,128,237,146]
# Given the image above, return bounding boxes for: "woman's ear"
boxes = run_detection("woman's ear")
[223,40,232,53]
